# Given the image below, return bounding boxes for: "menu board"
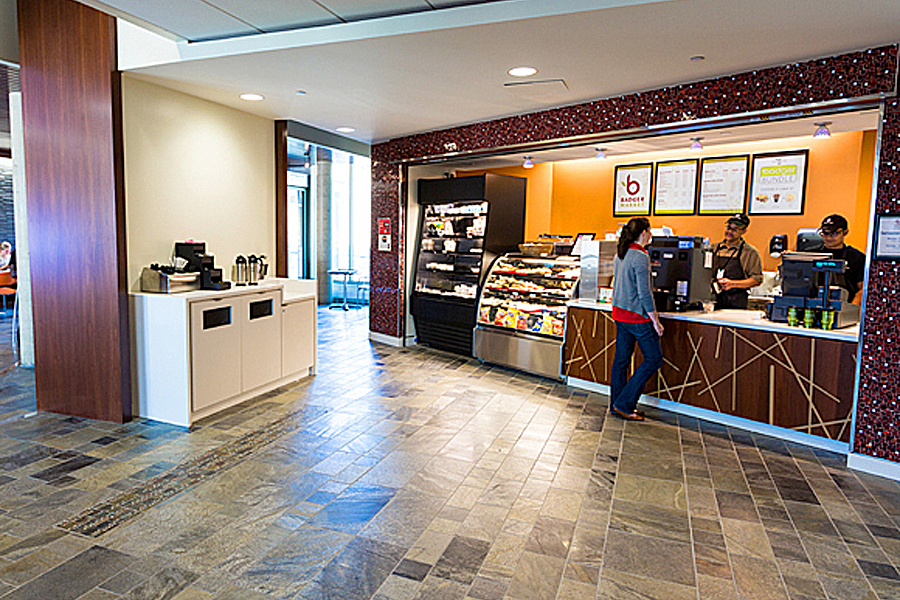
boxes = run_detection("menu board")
[698,155,749,215]
[653,159,698,215]
[748,150,808,215]
[875,214,900,259]
[613,163,652,217]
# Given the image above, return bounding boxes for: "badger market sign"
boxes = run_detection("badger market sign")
[614,163,653,217]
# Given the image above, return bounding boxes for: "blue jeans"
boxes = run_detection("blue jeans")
[611,320,663,414]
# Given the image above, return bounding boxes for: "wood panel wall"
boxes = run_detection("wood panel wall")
[17,0,131,422]
[275,121,288,278]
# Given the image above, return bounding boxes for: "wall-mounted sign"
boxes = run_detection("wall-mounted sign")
[613,163,653,217]
[748,150,808,216]
[698,155,749,215]
[874,214,900,260]
[378,218,391,252]
[653,159,698,215]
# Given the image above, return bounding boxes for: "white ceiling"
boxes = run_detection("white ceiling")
[84,0,900,144]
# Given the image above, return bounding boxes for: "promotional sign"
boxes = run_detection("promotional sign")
[378,218,391,252]
[875,214,900,259]
[653,159,698,215]
[698,155,749,215]
[748,150,808,215]
[613,163,653,217]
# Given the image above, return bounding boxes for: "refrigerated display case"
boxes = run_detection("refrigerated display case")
[411,175,526,355]
[473,254,580,379]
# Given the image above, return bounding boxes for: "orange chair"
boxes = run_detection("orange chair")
[0,272,15,316]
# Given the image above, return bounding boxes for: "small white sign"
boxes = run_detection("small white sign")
[378,234,391,252]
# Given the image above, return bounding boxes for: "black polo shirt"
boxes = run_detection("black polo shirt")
[807,243,866,301]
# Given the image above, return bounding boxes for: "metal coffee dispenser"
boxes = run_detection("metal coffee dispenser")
[232,255,248,286]
[647,236,714,312]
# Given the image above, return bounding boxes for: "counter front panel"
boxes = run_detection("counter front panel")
[564,306,856,442]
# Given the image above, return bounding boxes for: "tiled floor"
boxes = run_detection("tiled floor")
[0,307,898,599]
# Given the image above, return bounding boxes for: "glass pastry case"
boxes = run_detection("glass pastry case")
[474,254,580,379]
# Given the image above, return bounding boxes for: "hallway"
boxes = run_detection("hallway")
[0,308,897,599]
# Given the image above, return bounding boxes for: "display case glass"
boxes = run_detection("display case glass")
[414,201,488,300]
[477,254,580,338]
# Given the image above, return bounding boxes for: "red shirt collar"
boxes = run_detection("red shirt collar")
[629,242,648,254]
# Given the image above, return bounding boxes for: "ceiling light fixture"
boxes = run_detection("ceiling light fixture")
[523,156,534,169]
[690,55,706,62]
[296,90,307,96]
[336,127,356,133]
[813,122,832,138]
[508,66,538,78]
[595,148,607,159]
[690,137,704,150]
[240,93,264,101]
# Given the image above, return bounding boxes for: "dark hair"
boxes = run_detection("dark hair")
[617,217,651,259]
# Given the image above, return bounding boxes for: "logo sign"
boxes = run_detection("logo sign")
[613,163,653,217]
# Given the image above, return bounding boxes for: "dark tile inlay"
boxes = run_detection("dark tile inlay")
[2,545,130,600]
[393,558,431,581]
[431,535,491,585]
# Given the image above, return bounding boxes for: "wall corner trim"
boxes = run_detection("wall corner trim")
[847,452,900,482]
[368,331,404,347]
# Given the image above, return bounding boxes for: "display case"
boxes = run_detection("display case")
[411,175,526,355]
[473,254,580,379]
[413,201,487,300]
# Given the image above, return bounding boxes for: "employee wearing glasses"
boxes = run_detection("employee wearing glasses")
[808,214,866,302]
[713,214,763,309]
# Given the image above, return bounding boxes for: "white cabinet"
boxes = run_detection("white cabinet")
[240,290,283,391]
[132,281,317,427]
[190,297,242,412]
[282,298,315,377]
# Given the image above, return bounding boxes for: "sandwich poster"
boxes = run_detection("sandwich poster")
[613,163,653,217]
[748,150,808,215]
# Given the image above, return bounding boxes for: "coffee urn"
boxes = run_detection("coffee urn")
[232,255,248,286]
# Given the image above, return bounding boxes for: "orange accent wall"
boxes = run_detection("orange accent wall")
[463,131,876,271]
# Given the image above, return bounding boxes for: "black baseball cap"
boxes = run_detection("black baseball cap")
[726,213,750,229]
[819,214,848,233]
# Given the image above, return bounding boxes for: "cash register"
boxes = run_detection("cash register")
[767,252,859,328]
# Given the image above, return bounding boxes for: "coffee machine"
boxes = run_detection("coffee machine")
[647,236,715,311]
[173,241,231,291]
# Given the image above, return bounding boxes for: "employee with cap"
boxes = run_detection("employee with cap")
[713,214,763,309]
[809,214,866,302]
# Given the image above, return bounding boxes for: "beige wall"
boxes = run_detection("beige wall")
[122,75,275,289]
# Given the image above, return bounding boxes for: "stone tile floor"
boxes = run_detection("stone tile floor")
[0,307,897,599]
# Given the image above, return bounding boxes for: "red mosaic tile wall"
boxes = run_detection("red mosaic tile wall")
[370,45,900,463]
[856,98,900,462]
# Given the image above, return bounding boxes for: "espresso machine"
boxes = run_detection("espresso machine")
[174,241,231,291]
[647,236,715,311]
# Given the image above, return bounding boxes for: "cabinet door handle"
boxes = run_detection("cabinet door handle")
[202,306,232,329]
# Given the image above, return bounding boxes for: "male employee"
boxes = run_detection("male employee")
[809,214,866,302]
[713,213,763,309]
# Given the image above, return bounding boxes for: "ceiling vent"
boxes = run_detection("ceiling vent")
[503,78,569,102]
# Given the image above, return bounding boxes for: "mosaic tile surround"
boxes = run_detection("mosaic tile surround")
[369,45,900,464]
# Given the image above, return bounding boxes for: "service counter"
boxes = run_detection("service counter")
[564,300,859,450]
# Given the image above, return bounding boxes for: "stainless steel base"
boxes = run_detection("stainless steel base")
[473,326,563,380]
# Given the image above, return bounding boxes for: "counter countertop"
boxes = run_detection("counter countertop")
[131,279,317,304]
[567,299,860,343]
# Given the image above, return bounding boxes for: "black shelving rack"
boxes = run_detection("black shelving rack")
[410,174,526,355]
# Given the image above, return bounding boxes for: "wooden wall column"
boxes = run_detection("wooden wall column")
[17,0,131,422]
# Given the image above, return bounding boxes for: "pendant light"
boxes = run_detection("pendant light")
[690,137,703,150]
[595,148,607,159]
[523,156,534,169]
[813,122,832,138]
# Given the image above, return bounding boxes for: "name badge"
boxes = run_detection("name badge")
[716,269,725,279]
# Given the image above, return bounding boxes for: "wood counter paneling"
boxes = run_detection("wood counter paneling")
[17,0,131,422]
[564,307,856,442]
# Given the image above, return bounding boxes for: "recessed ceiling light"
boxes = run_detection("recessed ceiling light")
[240,93,264,101]
[508,66,538,78]
[690,55,705,62]
[296,90,307,96]
[336,127,356,133]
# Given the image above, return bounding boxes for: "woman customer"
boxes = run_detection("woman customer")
[610,218,664,421]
